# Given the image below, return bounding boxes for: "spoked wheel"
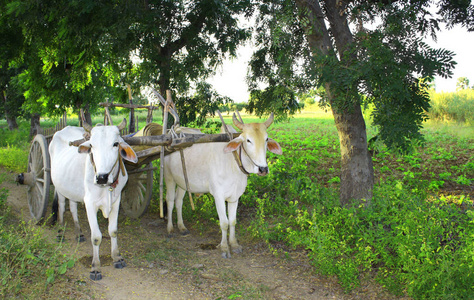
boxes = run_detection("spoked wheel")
[26,134,51,224]
[121,163,154,219]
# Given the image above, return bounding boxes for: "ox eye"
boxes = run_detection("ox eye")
[246,139,251,144]
[113,142,119,147]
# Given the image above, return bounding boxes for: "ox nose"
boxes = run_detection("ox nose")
[96,174,109,185]
[258,166,269,176]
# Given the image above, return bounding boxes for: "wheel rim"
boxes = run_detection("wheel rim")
[121,163,153,219]
[27,134,51,223]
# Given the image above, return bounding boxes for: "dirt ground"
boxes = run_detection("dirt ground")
[1,167,405,300]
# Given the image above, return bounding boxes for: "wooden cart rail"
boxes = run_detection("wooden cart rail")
[69,132,240,148]
[123,132,241,147]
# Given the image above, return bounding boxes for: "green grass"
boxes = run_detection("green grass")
[1,107,473,299]
[0,180,76,298]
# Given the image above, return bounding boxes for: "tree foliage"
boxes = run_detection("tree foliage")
[0,0,251,119]
[174,82,232,126]
[249,0,464,151]
[456,76,470,90]
[248,0,473,204]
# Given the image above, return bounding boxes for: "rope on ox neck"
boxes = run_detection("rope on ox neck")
[240,144,264,174]
[89,151,124,190]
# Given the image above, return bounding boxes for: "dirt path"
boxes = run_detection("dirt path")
[1,168,399,300]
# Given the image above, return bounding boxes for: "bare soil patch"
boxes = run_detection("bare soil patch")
[1,167,404,299]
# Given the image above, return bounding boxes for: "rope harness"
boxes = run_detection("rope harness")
[89,150,125,191]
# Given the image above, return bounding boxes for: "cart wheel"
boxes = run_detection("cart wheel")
[121,163,153,218]
[27,134,51,224]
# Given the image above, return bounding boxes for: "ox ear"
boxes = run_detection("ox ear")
[119,142,138,163]
[224,137,243,153]
[78,141,91,154]
[267,138,282,155]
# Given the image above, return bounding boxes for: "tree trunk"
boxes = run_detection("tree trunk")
[332,103,374,205]
[30,113,41,137]
[78,111,92,127]
[295,0,374,205]
[158,50,171,98]
[2,90,19,130]
[6,114,18,131]
[158,53,175,127]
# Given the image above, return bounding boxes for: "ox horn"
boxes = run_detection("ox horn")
[117,118,127,131]
[264,113,274,128]
[232,113,244,130]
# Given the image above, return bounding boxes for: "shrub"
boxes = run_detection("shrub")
[428,89,474,124]
[241,114,474,299]
[0,145,29,173]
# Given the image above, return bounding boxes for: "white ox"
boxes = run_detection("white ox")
[164,113,282,258]
[49,120,137,280]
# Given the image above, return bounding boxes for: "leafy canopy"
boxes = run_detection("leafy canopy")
[248,0,471,151]
[1,0,251,117]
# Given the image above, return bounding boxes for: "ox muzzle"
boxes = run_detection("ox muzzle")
[96,173,109,185]
[258,166,269,176]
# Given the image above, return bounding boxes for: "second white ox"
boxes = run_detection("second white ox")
[164,113,282,258]
[49,120,137,280]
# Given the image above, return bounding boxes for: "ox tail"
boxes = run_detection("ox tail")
[51,192,58,226]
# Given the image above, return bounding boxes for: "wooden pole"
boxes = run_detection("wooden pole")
[99,102,162,110]
[122,132,240,147]
[159,91,171,219]
[127,84,135,134]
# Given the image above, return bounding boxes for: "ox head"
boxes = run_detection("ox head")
[224,113,282,176]
[78,119,138,185]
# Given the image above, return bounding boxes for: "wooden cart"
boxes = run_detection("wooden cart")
[18,89,240,224]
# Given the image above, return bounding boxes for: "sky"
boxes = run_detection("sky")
[208,24,474,103]
[428,25,474,92]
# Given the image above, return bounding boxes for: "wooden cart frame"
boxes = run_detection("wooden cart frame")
[18,89,240,223]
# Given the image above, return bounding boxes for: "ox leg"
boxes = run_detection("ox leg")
[165,181,176,237]
[175,188,189,235]
[85,204,102,281]
[227,199,242,254]
[214,196,231,258]
[56,192,66,242]
[108,199,126,269]
[69,201,85,242]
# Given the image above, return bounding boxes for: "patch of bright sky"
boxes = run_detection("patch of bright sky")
[208,22,474,103]
[427,24,474,92]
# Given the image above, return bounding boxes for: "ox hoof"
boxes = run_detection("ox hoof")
[180,229,190,236]
[90,271,102,281]
[221,252,231,259]
[77,235,86,243]
[56,234,65,243]
[114,259,126,269]
[232,246,243,254]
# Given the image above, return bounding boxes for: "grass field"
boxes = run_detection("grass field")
[0,108,473,299]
